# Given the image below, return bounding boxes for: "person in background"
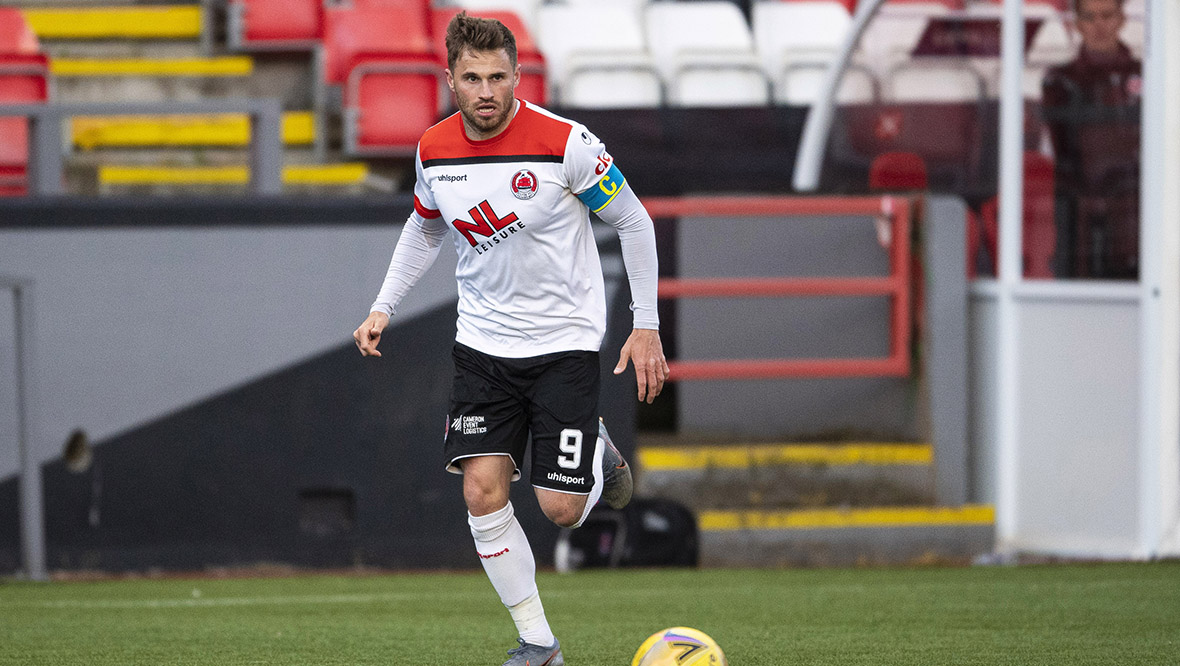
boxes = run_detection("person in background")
[1042,0,1141,278]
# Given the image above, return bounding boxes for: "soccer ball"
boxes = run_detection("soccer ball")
[631,627,727,666]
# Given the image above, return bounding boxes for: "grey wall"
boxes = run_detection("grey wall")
[675,213,917,439]
[0,224,459,481]
[968,284,1141,555]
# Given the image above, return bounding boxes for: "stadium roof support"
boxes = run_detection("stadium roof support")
[791,0,884,192]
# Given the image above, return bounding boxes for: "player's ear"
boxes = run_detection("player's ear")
[512,64,521,89]
[445,68,455,92]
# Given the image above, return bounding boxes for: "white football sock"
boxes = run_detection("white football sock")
[469,502,555,646]
[572,433,606,528]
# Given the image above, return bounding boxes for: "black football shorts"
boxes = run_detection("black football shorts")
[444,343,601,495]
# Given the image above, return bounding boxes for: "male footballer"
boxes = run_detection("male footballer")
[353,12,667,666]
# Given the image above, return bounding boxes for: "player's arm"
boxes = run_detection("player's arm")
[578,174,668,403]
[354,209,448,357]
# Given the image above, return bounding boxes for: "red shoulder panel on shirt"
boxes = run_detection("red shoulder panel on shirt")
[418,102,573,164]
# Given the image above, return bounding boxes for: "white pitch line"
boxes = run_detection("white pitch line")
[14,592,448,610]
[6,586,670,610]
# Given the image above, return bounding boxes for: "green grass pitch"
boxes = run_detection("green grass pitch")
[2,562,1177,665]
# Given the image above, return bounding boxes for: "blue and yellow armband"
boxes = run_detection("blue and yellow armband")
[576,163,626,213]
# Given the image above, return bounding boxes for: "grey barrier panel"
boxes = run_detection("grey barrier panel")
[0,99,285,196]
[0,276,46,581]
[925,196,970,505]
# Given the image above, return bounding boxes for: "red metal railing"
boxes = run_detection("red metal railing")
[644,195,913,381]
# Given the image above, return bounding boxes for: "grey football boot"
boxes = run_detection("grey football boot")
[502,637,564,666]
[598,418,633,510]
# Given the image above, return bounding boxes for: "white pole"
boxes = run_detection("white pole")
[993,0,1026,555]
[1137,0,1180,558]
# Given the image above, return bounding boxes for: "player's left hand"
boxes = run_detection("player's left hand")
[614,328,669,404]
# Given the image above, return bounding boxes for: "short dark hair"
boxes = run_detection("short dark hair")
[445,11,517,71]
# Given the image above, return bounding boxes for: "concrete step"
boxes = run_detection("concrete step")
[698,505,995,567]
[634,438,937,511]
[630,437,995,567]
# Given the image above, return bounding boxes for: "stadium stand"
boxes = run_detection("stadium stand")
[226,0,324,51]
[535,4,662,108]
[644,2,769,107]
[0,8,49,197]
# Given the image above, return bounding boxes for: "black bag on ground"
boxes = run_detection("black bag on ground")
[555,497,698,570]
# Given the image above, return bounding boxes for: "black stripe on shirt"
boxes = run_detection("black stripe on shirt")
[420,154,564,168]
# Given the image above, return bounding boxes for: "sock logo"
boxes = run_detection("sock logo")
[478,547,510,559]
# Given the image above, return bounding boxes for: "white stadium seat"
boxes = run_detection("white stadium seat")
[535,4,662,108]
[859,1,951,68]
[644,2,769,107]
[451,0,544,33]
[752,1,857,105]
[885,62,986,103]
[778,64,878,106]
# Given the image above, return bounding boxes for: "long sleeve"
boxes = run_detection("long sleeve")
[593,182,660,330]
[369,211,449,316]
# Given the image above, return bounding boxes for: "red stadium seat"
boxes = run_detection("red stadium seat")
[979,152,1057,278]
[227,0,324,49]
[346,52,443,155]
[322,3,432,85]
[869,151,928,191]
[323,2,441,154]
[431,7,547,106]
[0,9,49,197]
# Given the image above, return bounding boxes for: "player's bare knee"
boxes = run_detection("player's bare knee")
[540,497,587,529]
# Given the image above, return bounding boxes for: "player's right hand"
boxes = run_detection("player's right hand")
[353,311,390,357]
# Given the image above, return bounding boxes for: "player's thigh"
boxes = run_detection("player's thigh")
[444,344,530,481]
[527,350,601,495]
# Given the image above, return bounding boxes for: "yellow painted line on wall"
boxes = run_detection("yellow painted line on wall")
[637,443,932,470]
[73,112,314,149]
[699,504,996,531]
[52,57,253,77]
[23,6,202,39]
[98,163,368,186]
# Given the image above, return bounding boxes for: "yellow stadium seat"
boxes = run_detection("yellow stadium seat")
[22,6,202,40]
[97,162,369,187]
[72,112,315,149]
[51,57,252,77]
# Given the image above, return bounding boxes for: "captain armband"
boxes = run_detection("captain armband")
[576,163,627,213]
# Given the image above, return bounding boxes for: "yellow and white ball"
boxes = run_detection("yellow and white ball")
[631,627,727,666]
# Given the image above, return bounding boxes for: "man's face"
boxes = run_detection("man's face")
[1075,0,1125,55]
[447,47,519,141]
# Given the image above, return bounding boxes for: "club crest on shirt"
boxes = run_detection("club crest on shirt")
[510,169,538,200]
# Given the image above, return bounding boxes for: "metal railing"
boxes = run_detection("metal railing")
[0,99,284,196]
